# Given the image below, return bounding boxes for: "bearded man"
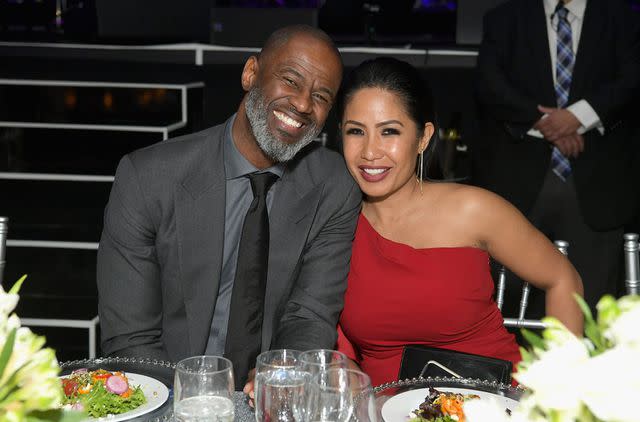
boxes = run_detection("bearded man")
[96,25,361,388]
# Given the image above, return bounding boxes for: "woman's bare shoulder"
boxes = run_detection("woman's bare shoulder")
[429,182,512,214]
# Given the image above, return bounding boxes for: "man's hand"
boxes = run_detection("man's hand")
[550,133,585,158]
[534,105,581,141]
[243,368,256,408]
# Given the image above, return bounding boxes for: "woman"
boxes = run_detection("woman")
[336,57,583,387]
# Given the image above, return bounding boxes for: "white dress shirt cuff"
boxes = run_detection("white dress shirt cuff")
[527,127,544,138]
[567,100,605,135]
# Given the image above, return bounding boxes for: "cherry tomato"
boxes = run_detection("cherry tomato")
[62,378,78,396]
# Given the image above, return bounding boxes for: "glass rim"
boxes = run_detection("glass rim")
[175,355,233,374]
[312,367,373,387]
[298,349,348,363]
[256,349,301,365]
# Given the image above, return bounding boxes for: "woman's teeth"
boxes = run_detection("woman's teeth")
[274,111,302,128]
[363,168,387,175]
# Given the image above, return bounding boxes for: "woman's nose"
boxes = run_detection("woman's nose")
[361,136,381,160]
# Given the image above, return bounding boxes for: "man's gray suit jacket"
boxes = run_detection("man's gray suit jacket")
[97,117,362,362]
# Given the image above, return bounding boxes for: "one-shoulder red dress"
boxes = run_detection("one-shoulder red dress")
[338,214,521,386]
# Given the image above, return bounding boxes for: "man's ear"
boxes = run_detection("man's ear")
[241,56,259,92]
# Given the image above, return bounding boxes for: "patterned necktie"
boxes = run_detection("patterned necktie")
[225,171,279,388]
[551,2,574,181]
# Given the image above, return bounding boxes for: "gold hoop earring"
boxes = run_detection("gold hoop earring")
[416,149,424,195]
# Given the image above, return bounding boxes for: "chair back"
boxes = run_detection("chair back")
[498,239,569,330]
[624,233,639,295]
[0,216,8,285]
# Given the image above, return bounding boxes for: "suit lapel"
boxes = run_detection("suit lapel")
[175,125,227,356]
[261,161,324,349]
[570,0,600,101]
[527,0,557,106]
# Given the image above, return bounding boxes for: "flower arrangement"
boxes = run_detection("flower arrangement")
[0,275,84,422]
[465,294,640,422]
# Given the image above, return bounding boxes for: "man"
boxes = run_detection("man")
[474,0,640,316]
[96,25,361,388]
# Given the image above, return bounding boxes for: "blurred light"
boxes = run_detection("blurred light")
[103,91,113,110]
[153,88,167,103]
[64,88,77,109]
[137,90,153,107]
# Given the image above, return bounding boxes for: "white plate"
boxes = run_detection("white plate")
[381,387,518,422]
[65,372,170,421]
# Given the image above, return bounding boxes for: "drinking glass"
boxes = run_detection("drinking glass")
[309,368,377,422]
[255,368,312,422]
[255,349,301,374]
[298,350,348,377]
[173,356,235,422]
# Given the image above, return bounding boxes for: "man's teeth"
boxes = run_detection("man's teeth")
[274,111,302,128]
[363,168,386,175]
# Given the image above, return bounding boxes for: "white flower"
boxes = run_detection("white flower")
[514,324,589,413]
[0,275,83,421]
[579,346,640,422]
[464,398,511,422]
[0,288,19,316]
[604,301,640,348]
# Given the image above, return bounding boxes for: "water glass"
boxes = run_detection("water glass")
[174,355,235,422]
[255,349,301,374]
[298,349,348,377]
[255,368,312,422]
[309,368,377,422]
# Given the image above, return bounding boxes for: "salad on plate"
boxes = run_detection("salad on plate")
[409,387,481,422]
[60,369,146,418]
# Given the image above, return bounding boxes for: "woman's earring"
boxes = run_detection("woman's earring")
[416,149,424,195]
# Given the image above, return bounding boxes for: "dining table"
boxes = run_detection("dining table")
[60,358,523,421]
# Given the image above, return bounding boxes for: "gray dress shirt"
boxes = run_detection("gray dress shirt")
[205,115,284,355]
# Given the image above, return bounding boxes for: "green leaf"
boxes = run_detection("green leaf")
[8,274,27,295]
[575,294,595,325]
[595,295,620,329]
[26,409,86,422]
[0,360,32,402]
[0,327,17,379]
[521,328,546,350]
[584,323,607,355]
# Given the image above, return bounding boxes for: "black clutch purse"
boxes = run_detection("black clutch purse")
[398,345,513,384]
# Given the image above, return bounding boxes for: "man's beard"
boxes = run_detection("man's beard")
[245,87,320,163]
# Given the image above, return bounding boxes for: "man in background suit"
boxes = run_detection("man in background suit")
[97,25,361,388]
[474,0,640,316]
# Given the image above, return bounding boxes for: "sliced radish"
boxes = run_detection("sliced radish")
[105,374,129,395]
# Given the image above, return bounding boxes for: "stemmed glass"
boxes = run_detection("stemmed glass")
[309,368,377,422]
[173,355,235,422]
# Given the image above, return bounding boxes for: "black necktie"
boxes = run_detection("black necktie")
[225,171,279,388]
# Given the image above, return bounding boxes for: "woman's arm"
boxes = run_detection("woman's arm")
[464,187,584,335]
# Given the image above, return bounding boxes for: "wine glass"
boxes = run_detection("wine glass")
[173,356,235,422]
[309,368,377,422]
[298,349,348,377]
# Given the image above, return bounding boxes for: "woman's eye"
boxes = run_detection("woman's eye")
[345,127,363,136]
[382,128,400,136]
